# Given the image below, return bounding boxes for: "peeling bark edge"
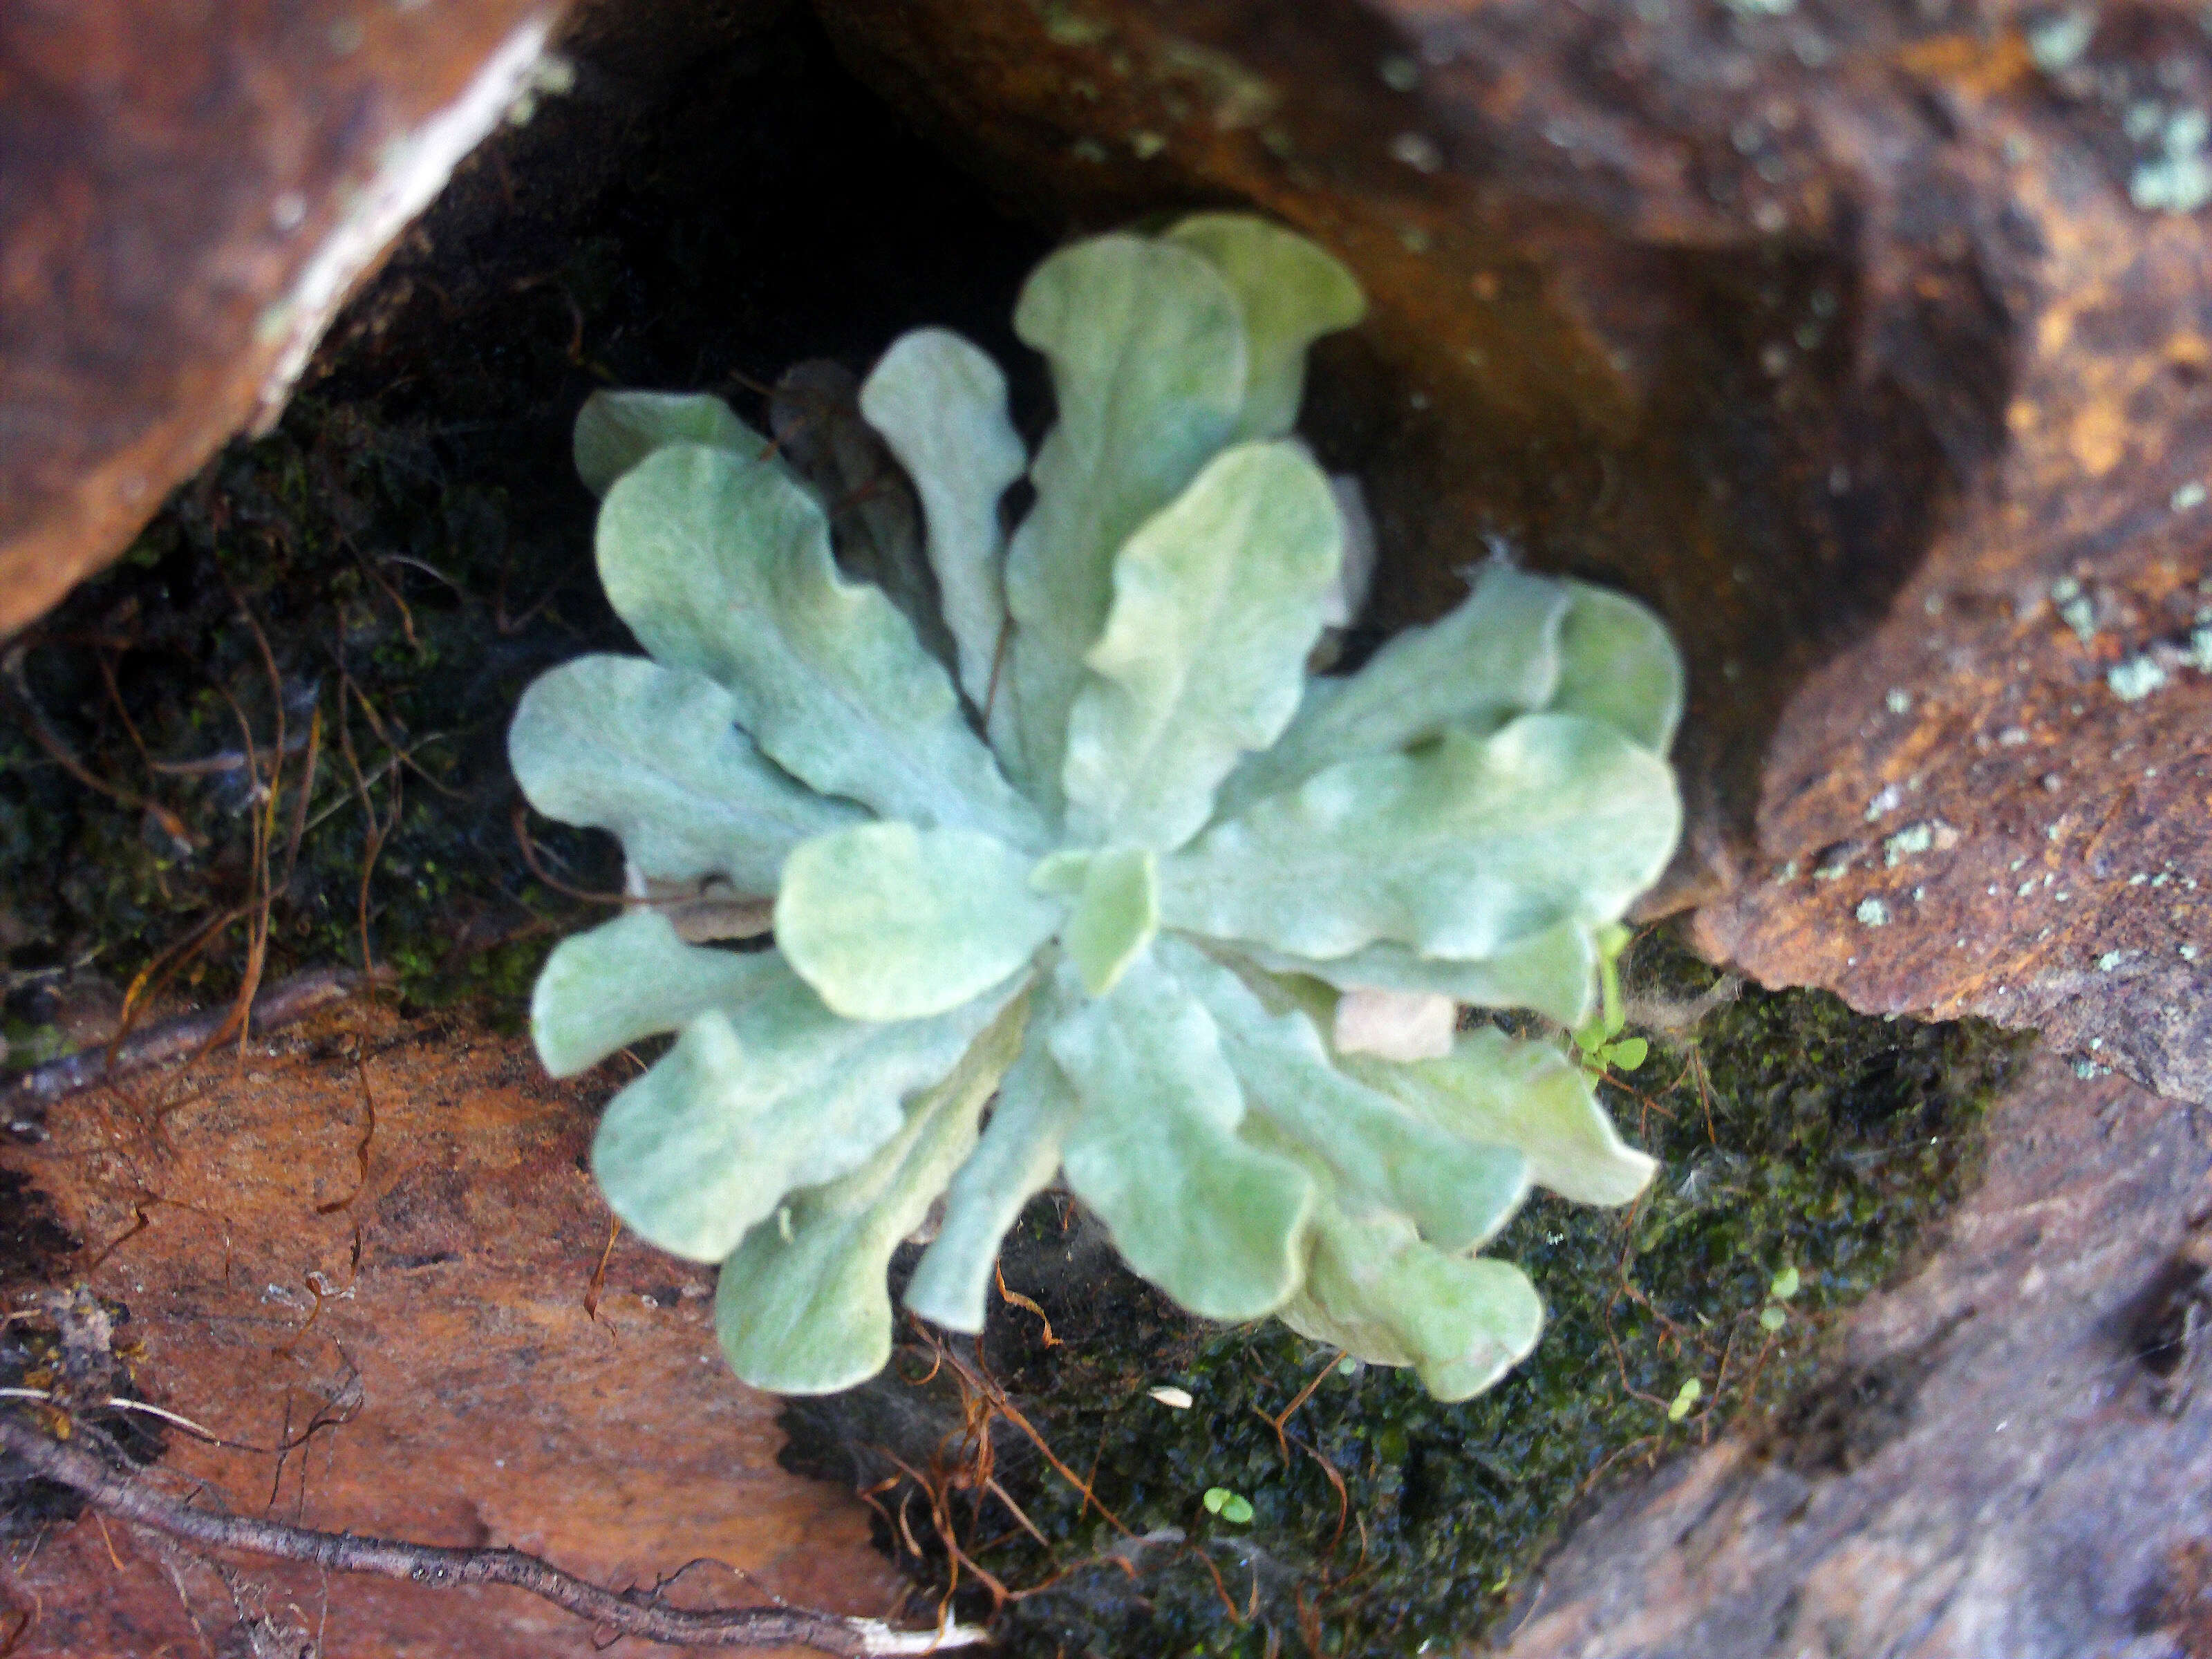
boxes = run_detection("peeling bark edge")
[248,15,557,429]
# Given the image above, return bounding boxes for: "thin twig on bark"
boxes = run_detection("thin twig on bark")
[1,966,372,1125]
[0,1415,983,1655]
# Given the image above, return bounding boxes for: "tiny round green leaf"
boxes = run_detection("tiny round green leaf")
[1667,1377,1703,1422]
[1201,1487,1253,1524]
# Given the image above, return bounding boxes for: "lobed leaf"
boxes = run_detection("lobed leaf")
[1062,441,1341,850]
[1280,1202,1546,1402]
[859,329,1029,709]
[1213,563,1571,820]
[769,359,953,678]
[596,444,1042,845]
[1165,940,1530,1251]
[716,990,1031,1394]
[775,823,1060,1021]
[1164,213,1366,443]
[509,653,863,897]
[1053,954,1314,1320]
[1245,919,1599,1029]
[1000,235,1247,809]
[906,976,1082,1333]
[1163,713,1683,964]
[574,390,767,498]
[1550,580,1684,754]
[1348,1025,1656,1208]
[531,908,780,1078]
[591,958,1019,1263]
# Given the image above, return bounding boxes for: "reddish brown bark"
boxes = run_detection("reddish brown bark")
[0,0,561,634]
[0,1002,903,1658]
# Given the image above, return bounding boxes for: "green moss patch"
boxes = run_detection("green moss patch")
[0,395,601,1031]
[787,932,2026,1658]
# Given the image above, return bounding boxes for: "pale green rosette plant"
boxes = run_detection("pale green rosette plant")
[509,214,1684,1401]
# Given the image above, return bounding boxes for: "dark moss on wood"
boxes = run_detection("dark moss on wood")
[786,931,2027,1659]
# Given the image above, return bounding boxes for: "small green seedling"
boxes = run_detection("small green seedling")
[510,214,1685,1403]
[1203,1487,1256,1525]
[1571,924,1647,1077]
[1758,1262,1801,1332]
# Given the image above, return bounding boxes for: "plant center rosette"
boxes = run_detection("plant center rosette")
[508,215,1684,1399]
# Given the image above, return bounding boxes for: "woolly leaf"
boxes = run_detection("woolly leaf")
[769,360,953,678]
[1551,581,1684,754]
[716,991,1031,1394]
[1248,919,1598,1028]
[591,962,1018,1263]
[1165,212,1366,442]
[523,218,1687,1411]
[1053,954,1314,1320]
[574,389,767,498]
[1064,442,1340,850]
[859,328,1029,709]
[1165,940,1530,1251]
[531,908,777,1078]
[1000,236,1247,807]
[1215,563,1570,820]
[1281,1202,1546,1401]
[1348,1025,1656,1208]
[1061,845,1158,998]
[776,823,1058,1022]
[596,444,1042,845]
[906,977,1082,1333]
[509,654,863,897]
[1163,713,1682,963]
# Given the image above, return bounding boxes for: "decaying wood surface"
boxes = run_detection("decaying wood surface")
[0,1000,905,1658]
[0,1415,979,1655]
